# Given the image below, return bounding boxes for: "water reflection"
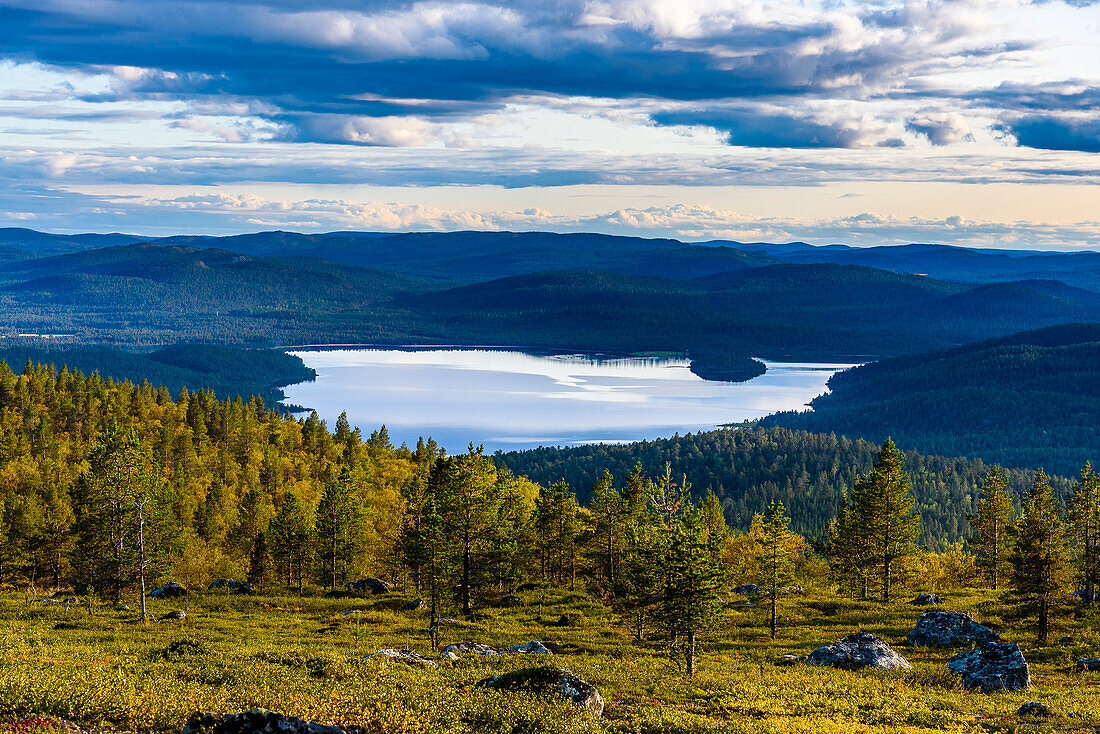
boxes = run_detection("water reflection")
[282,348,857,452]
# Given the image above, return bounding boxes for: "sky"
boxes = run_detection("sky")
[0,0,1097,248]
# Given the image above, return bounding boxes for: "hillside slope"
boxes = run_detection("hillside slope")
[762,323,1100,475]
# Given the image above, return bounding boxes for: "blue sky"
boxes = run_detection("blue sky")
[0,0,1097,247]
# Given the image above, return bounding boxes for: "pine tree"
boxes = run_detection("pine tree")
[968,467,1016,590]
[1068,462,1100,604]
[248,531,270,591]
[434,446,499,617]
[760,500,795,638]
[658,499,725,678]
[269,492,314,595]
[315,466,365,590]
[850,438,921,601]
[589,470,623,587]
[1008,469,1073,643]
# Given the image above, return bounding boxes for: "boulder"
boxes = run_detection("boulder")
[1017,701,1053,717]
[508,640,552,655]
[372,649,437,669]
[909,593,942,606]
[116,604,130,612]
[208,579,252,595]
[150,582,188,599]
[405,599,423,611]
[441,641,502,656]
[947,642,1030,692]
[1076,658,1100,671]
[476,667,604,717]
[906,611,1000,647]
[499,595,524,608]
[732,584,758,596]
[442,650,460,662]
[159,610,187,621]
[806,631,911,670]
[346,578,392,595]
[183,709,343,734]
[775,654,807,666]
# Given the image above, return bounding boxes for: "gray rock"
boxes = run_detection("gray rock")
[499,595,524,608]
[476,667,604,717]
[116,604,130,612]
[442,650,459,662]
[345,578,391,594]
[1017,701,1053,717]
[909,593,942,606]
[159,609,186,621]
[183,709,343,734]
[372,648,437,669]
[906,611,1000,647]
[806,631,911,670]
[775,654,807,666]
[150,582,187,599]
[341,609,361,616]
[508,640,552,654]
[1076,657,1100,671]
[440,641,502,656]
[947,642,1030,692]
[732,584,758,596]
[37,598,61,604]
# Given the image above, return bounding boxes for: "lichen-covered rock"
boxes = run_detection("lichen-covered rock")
[441,641,502,656]
[806,632,911,670]
[947,642,1030,692]
[906,611,1000,647]
[159,610,186,621]
[183,709,344,734]
[508,640,552,654]
[1076,658,1100,671]
[909,593,942,605]
[476,667,604,717]
[372,648,437,669]
[1017,701,1053,717]
[442,650,460,662]
[732,584,758,596]
[116,604,130,612]
[150,582,188,599]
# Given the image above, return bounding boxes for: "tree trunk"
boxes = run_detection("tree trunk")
[462,534,471,617]
[685,629,696,678]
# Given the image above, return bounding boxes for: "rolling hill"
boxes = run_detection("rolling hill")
[762,323,1100,475]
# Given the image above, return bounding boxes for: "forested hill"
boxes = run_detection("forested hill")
[495,427,1069,549]
[761,323,1100,476]
[0,345,315,409]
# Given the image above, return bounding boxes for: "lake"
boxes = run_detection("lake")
[282,348,857,452]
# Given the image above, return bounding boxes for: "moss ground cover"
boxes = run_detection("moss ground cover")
[0,588,1097,734]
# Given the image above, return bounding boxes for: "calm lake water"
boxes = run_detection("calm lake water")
[283,348,857,452]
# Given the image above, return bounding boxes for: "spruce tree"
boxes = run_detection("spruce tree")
[851,438,920,601]
[1008,469,1073,643]
[760,500,795,638]
[968,467,1016,590]
[1068,462,1100,604]
[659,499,725,678]
[589,469,623,587]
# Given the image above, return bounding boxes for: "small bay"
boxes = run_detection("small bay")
[283,348,857,452]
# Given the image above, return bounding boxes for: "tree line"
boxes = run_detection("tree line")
[0,360,1096,671]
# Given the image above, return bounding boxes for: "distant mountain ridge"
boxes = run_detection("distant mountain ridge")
[6,227,1100,290]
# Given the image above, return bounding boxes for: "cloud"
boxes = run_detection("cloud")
[652,106,900,148]
[996,115,1100,153]
[905,111,973,145]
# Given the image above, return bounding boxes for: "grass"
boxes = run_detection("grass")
[0,586,1097,733]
